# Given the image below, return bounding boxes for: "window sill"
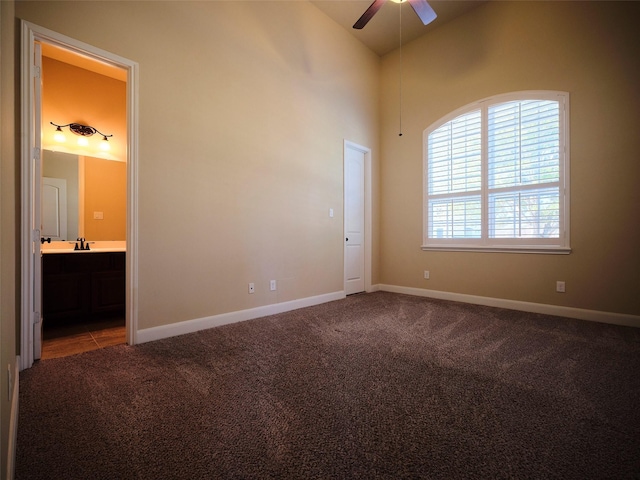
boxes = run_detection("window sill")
[421,245,572,255]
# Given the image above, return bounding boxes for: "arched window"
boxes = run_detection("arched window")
[423,91,570,254]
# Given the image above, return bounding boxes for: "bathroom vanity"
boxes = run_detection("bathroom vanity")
[42,250,125,323]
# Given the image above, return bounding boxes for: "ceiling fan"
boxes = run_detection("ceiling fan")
[353,0,437,29]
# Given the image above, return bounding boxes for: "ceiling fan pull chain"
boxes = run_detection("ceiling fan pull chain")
[399,2,403,137]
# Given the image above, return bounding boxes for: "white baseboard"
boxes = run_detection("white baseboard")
[136,285,638,345]
[7,356,19,480]
[379,284,640,328]
[137,291,346,344]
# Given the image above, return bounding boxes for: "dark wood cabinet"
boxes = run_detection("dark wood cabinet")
[42,252,125,323]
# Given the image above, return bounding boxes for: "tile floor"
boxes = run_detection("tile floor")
[41,317,126,360]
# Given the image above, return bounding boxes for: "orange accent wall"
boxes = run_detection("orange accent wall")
[42,56,126,161]
[83,156,126,240]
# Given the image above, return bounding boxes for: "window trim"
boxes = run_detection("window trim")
[422,91,571,254]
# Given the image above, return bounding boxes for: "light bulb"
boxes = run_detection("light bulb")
[99,137,111,151]
[77,136,89,147]
[53,126,66,142]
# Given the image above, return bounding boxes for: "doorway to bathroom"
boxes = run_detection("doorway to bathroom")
[20,21,139,370]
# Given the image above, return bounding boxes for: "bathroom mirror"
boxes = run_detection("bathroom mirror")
[42,149,126,241]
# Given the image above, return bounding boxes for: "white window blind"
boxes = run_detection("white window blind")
[423,91,570,253]
[427,110,481,239]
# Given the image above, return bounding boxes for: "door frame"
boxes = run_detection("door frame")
[343,140,372,294]
[20,21,140,370]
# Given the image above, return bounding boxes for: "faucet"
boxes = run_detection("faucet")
[74,237,91,251]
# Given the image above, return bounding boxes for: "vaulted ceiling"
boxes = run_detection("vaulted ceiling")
[310,0,486,56]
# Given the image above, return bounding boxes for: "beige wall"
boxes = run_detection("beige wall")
[380,1,640,316]
[16,1,381,330]
[1,0,17,476]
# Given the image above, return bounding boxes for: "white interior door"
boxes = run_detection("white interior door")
[32,41,43,360]
[344,144,365,295]
[42,177,68,240]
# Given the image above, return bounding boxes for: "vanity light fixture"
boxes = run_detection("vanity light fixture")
[50,121,113,151]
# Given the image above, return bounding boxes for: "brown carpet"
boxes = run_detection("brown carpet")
[16,292,640,479]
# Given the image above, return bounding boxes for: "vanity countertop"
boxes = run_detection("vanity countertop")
[41,241,126,254]
[42,248,126,254]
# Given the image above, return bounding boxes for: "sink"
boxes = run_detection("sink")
[41,240,126,254]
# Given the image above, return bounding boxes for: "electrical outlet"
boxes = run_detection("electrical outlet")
[556,281,566,293]
[248,283,255,294]
[424,270,430,280]
[270,280,277,291]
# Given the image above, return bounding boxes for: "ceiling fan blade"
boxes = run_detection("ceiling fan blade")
[408,0,437,26]
[353,0,387,29]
